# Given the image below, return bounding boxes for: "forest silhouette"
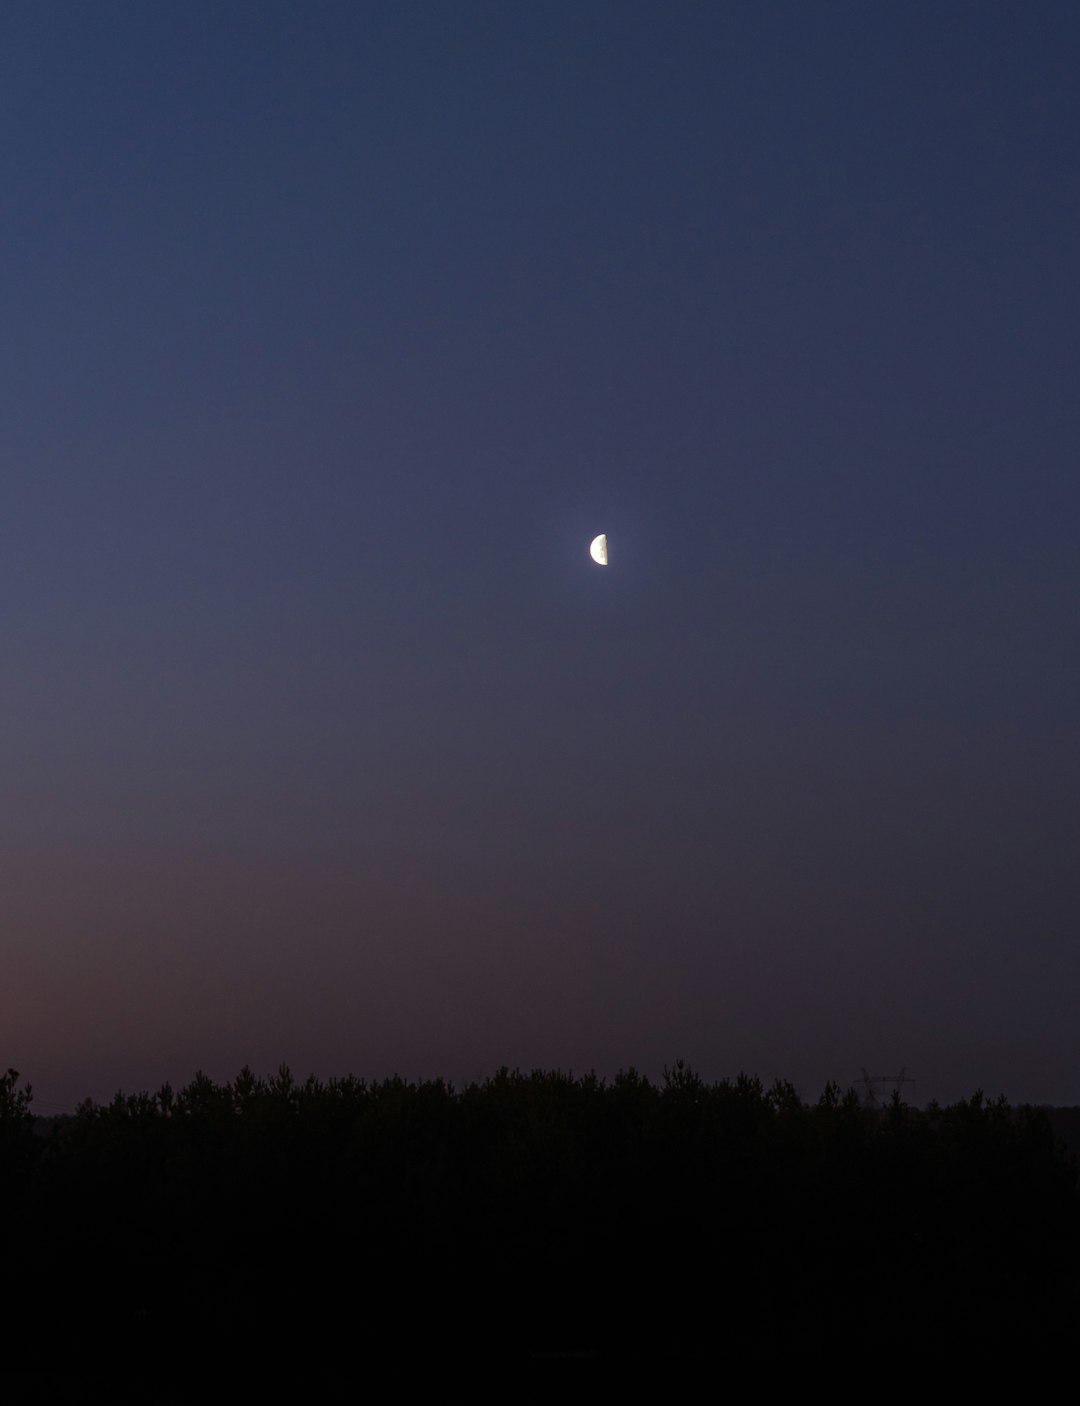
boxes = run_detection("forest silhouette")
[3,1062,1078,1384]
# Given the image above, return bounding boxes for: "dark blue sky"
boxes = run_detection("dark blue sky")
[4,2,1078,1110]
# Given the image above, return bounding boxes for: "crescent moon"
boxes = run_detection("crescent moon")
[589,534,608,566]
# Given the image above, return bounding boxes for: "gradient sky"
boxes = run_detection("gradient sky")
[4,2,1079,1111]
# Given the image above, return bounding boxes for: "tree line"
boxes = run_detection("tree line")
[2,1061,1078,1381]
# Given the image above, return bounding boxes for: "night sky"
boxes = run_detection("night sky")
[4,2,1078,1112]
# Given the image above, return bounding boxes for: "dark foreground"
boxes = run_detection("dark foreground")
[3,1064,1078,1391]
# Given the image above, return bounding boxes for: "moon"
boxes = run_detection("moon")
[589,534,609,566]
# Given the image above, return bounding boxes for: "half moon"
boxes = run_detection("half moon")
[589,534,609,566]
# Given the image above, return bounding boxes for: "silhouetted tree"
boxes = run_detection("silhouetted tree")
[4,1061,1078,1376]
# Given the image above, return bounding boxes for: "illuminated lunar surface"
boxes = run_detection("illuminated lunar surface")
[589,534,608,565]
